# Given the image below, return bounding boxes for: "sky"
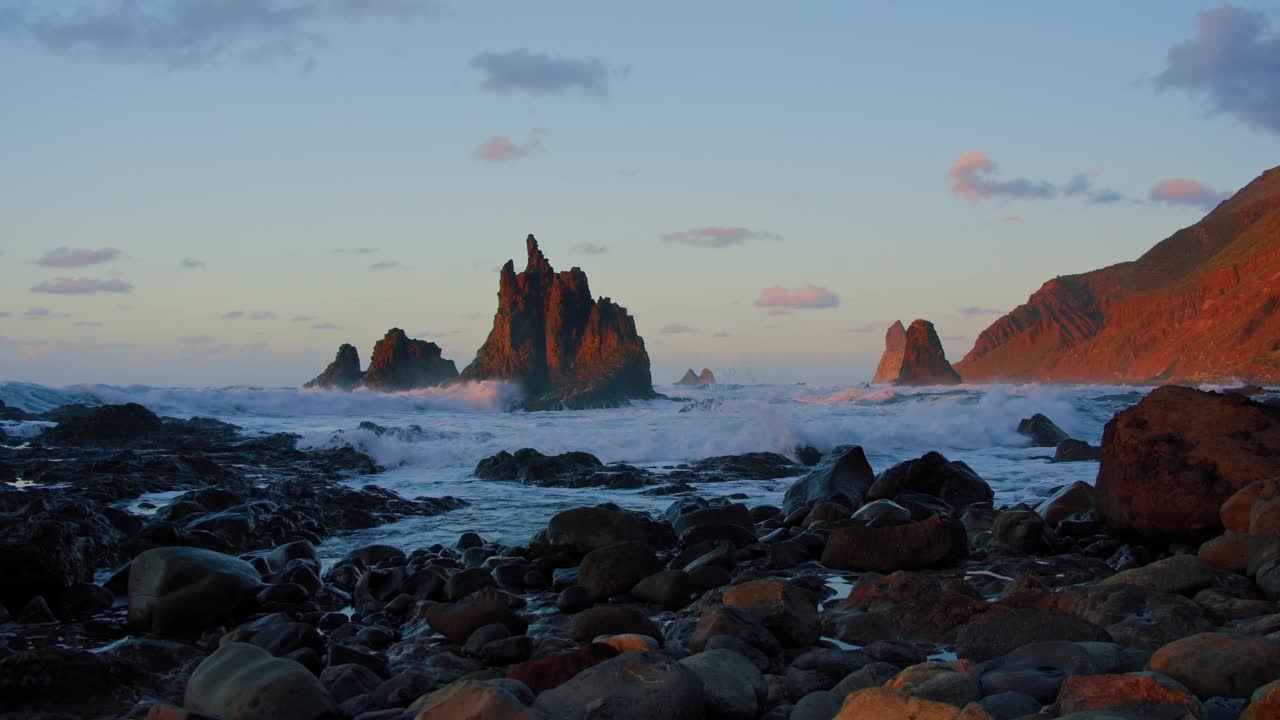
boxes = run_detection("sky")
[1,1,1278,387]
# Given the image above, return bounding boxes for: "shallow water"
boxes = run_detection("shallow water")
[0,380,1150,562]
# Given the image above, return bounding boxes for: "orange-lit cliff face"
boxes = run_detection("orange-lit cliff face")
[956,166,1280,384]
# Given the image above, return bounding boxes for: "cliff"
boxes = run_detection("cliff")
[461,235,656,409]
[356,328,458,391]
[956,166,1280,383]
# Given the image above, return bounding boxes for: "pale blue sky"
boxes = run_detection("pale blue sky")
[1,1,1277,386]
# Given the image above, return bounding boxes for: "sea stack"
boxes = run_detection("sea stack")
[871,321,907,383]
[461,235,656,409]
[304,343,363,390]
[878,319,962,386]
[356,328,458,391]
[675,368,717,386]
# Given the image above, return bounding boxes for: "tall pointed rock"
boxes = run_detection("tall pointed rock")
[355,329,458,391]
[872,321,908,383]
[304,343,364,389]
[895,319,962,386]
[462,235,656,409]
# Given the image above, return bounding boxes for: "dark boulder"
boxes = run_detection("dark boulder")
[867,451,994,513]
[304,343,364,389]
[782,445,876,515]
[1017,413,1070,447]
[822,514,968,572]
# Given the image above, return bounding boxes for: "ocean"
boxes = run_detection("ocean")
[0,380,1155,565]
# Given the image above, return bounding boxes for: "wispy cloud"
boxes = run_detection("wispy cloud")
[473,128,547,162]
[570,242,608,255]
[248,310,276,320]
[661,226,782,248]
[36,246,120,268]
[178,335,217,345]
[73,320,103,327]
[0,0,436,69]
[369,260,407,270]
[659,323,696,334]
[335,247,378,255]
[0,312,10,319]
[1157,4,1280,135]
[470,49,618,99]
[31,277,133,294]
[221,310,245,320]
[948,151,1129,205]
[311,321,338,330]
[957,306,1005,316]
[712,331,730,338]
[1149,178,1230,210]
[997,215,1023,224]
[23,306,70,320]
[290,314,316,322]
[180,257,206,269]
[755,285,840,310]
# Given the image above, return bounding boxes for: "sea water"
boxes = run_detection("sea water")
[0,380,1153,562]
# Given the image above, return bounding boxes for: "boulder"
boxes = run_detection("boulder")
[504,643,619,694]
[425,589,528,645]
[1053,439,1102,462]
[1054,673,1203,719]
[1035,482,1095,528]
[460,235,656,409]
[544,505,673,554]
[782,445,876,515]
[128,547,261,636]
[884,662,981,706]
[955,609,1112,662]
[569,606,663,645]
[1095,386,1280,539]
[184,642,336,720]
[630,569,697,610]
[408,679,543,720]
[722,579,820,648]
[1017,414,1070,447]
[1149,632,1280,699]
[1222,479,1280,534]
[822,514,967,572]
[577,542,661,601]
[834,688,992,719]
[42,402,163,444]
[868,452,994,513]
[1098,554,1229,596]
[680,649,766,720]
[532,650,706,720]
[1243,679,1280,720]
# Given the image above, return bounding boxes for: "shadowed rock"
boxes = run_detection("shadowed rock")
[356,328,458,391]
[304,343,363,390]
[895,320,962,386]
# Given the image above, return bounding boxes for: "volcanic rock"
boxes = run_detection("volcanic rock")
[956,166,1280,383]
[303,343,363,390]
[782,445,876,515]
[461,234,656,409]
[894,319,962,385]
[1095,385,1280,539]
[355,328,458,391]
[872,320,907,383]
[1017,413,1070,447]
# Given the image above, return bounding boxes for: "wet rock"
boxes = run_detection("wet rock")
[1222,479,1280,534]
[577,542,662,602]
[1149,632,1280,699]
[834,687,992,719]
[831,662,901,697]
[1053,439,1102,462]
[868,451,994,513]
[425,589,528,645]
[321,663,383,704]
[1243,679,1280,720]
[543,505,674,554]
[681,649,767,720]
[782,445,876,515]
[1095,386,1280,540]
[823,571,991,645]
[722,579,820,648]
[786,649,876,699]
[532,650,706,720]
[1017,413,1070,447]
[1055,672,1204,719]
[851,499,912,527]
[185,642,336,720]
[1100,554,1232,596]
[822,514,968,572]
[977,691,1041,720]
[1037,581,1215,650]
[407,678,542,720]
[989,509,1052,554]
[689,604,782,656]
[955,609,1112,662]
[978,641,1098,704]
[505,643,619,694]
[42,403,163,444]
[128,546,261,637]
[885,661,981,706]
[685,452,801,481]
[1035,482,1096,529]
[631,569,698,610]
[569,605,663,644]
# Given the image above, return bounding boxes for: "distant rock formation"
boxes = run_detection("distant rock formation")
[871,321,907,383]
[356,328,458,392]
[304,343,364,390]
[675,368,717,386]
[461,235,656,409]
[956,166,1280,383]
[873,319,962,385]
[306,331,457,392]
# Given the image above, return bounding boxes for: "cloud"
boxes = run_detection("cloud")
[1156,4,1280,135]
[850,321,892,333]
[569,242,608,255]
[0,0,436,69]
[369,260,407,270]
[0,312,10,318]
[73,320,103,327]
[948,151,1129,205]
[335,247,378,255]
[178,335,217,345]
[470,49,617,99]
[36,246,120,268]
[248,310,276,320]
[957,306,1005,316]
[290,314,316,322]
[661,226,783,248]
[473,128,547,162]
[180,257,206,268]
[221,310,245,320]
[659,323,697,334]
[712,331,730,338]
[754,285,840,310]
[997,215,1024,223]
[311,321,338,330]
[1149,178,1230,210]
[23,306,70,320]
[31,277,133,294]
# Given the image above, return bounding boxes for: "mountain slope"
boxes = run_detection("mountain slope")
[956,166,1280,384]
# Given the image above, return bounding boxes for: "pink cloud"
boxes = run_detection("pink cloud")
[754,284,840,310]
[662,226,782,248]
[473,128,546,162]
[37,247,121,268]
[659,323,696,334]
[1149,178,1229,210]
